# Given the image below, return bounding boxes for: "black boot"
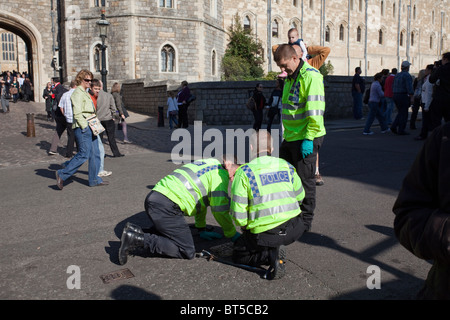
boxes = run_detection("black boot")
[118,228,145,265]
[125,222,144,235]
[267,245,286,280]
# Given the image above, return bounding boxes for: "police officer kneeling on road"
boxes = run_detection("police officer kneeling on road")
[223,131,306,280]
[118,158,240,265]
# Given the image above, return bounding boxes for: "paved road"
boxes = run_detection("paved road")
[0,101,431,305]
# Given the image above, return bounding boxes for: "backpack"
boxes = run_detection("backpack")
[246,96,256,111]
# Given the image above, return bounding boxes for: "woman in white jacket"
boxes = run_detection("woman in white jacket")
[166,90,179,129]
[415,64,435,141]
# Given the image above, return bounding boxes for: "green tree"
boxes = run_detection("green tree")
[221,14,264,81]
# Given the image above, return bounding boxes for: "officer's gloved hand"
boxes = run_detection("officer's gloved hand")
[199,231,223,241]
[301,139,314,158]
[231,232,241,242]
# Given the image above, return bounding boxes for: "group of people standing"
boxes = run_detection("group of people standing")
[0,71,33,114]
[353,51,450,139]
[53,69,130,189]
[165,80,193,129]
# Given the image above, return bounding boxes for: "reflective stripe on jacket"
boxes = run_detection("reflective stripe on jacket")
[230,156,305,234]
[152,158,236,238]
[282,61,326,141]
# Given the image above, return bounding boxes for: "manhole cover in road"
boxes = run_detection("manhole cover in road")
[100,268,135,284]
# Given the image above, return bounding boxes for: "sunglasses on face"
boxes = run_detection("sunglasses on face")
[84,79,92,82]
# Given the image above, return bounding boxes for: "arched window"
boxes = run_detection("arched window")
[244,16,251,31]
[272,19,279,38]
[430,35,434,49]
[400,31,404,47]
[359,0,363,12]
[293,0,298,7]
[325,26,330,43]
[309,0,314,10]
[381,0,384,16]
[94,45,102,72]
[411,32,415,47]
[356,26,362,42]
[339,24,344,41]
[413,5,416,20]
[211,50,216,76]
[161,44,175,72]
[393,3,396,18]
[378,29,383,45]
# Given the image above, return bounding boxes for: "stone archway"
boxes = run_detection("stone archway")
[0,11,44,102]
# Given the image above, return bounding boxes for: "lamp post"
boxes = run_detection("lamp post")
[96,10,110,91]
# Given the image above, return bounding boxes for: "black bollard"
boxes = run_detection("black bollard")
[26,113,36,137]
[157,106,164,127]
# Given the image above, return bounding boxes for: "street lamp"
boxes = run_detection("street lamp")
[96,11,110,91]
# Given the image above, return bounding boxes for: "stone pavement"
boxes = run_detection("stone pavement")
[0,100,432,306]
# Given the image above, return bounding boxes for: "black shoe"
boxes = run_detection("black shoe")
[268,246,286,280]
[118,229,145,265]
[114,154,125,157]
[390,127,398,134]
[125,222,144,235]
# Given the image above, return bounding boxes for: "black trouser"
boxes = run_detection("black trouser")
[178,105,189,128]
[65,123,77,157]
[267,109,281,133]
[410,96,421,129]
[279,136,324,230]
[232,215,305,267]
[100,119,121,157]
[252,109,263,131]
[144,190,196,259]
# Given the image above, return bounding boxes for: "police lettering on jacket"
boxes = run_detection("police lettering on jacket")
[259,171,289,186]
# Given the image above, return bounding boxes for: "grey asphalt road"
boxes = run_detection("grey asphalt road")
[0,101,431,306]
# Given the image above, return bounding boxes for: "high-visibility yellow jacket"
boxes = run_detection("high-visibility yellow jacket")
[152,158,236,238]
[282,61,326,142]
[230,156,305,234]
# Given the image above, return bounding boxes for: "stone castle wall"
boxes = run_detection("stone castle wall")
[121,75,374,126]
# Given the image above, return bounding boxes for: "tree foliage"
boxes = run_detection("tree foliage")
[221,14,264,81]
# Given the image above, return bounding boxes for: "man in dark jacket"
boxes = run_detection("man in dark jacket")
[393,122,450,299]
[429,52,450,130]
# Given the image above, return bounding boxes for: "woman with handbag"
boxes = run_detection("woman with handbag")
[10,76,19,103]
[55,70,107,189]
[111,82,130,143]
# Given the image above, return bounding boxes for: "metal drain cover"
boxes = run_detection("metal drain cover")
[100,268,135,284]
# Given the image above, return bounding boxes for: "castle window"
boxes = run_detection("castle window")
[272,19,279,38]
[161,45,175,72]
[378,30,383,45]
[2,33,15,61]
[244,16,251,31]
[159,0,173,8]
[325,26,330,43]
[339,24,344,41]
[94,45,101,72]
[356,26,361,42]
[211,50,216,76]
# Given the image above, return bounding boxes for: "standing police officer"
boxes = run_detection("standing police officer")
[273,44,326,232]
[223,131,306,280]
[118,158,239,265]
